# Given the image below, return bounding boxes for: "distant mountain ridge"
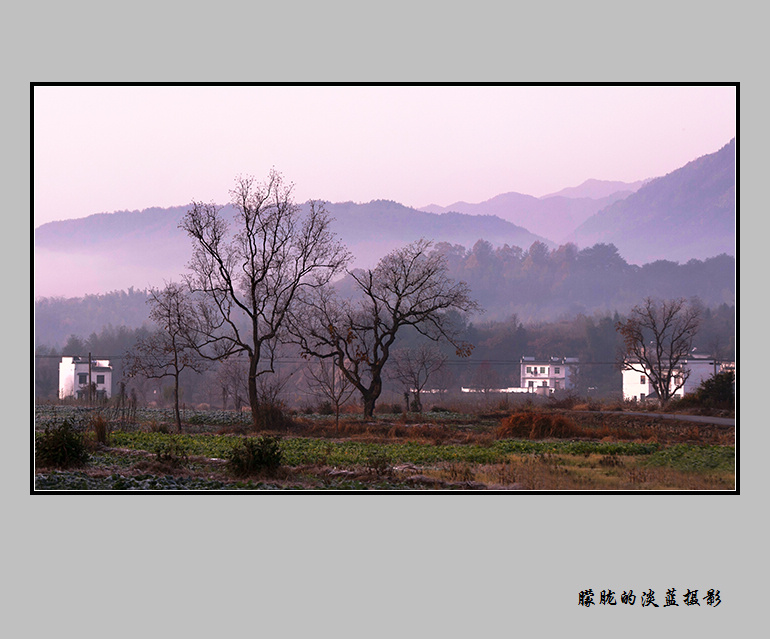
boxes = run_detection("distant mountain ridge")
[418,181,643,242]
[567,138,736,264]
[540,178,648,200]
[34,200,551,298]
[33,141,736,298]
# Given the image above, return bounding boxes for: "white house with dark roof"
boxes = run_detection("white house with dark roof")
[621,353,723,401]
[59,356,113,400]
[519,356,579,394]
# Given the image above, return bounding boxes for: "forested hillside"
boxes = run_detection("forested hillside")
[338,240,735,323]
[34,288,154,349]
[34,241,735,349]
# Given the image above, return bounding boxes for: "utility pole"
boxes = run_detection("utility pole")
[88,352,93,406]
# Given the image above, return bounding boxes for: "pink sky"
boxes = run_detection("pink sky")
[33,84,736,228]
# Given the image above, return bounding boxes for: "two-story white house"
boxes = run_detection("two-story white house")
[519,356,579,395]
[59,356,113,400]
[621,354,722,402]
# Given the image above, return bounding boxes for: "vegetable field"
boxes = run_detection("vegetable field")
[33,405,735,492]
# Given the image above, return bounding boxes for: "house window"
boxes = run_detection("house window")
[540,367,546,374]
[526,367,532,374]
[96,375,105,384]
[541,381,548,387]
[555,380,561,389]
[554,367,560,374]
[78,373,88,385]
[640,394,646,401]
[528,381,534,387]
[640,375,646,384]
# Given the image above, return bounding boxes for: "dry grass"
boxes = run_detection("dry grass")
[415,449,735,491]
[496,412,587,440]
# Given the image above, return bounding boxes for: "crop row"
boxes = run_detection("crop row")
[106,431,668,467]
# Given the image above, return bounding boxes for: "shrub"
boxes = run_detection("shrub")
[154,438,189,468]
[496,412,587,440]
[227,436,283,477]
[35,419,89,469]
[147,420,170,434]
[254,403,295,432]
[697,371,735,408]
[365,449,391,477]
[317,401,335,415]
[91,413,111,446]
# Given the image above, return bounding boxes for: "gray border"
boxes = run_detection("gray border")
[21,3,753,636]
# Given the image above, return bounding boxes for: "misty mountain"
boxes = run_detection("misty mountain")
[33,140,736,300]
[321,199,551,267]
[567,139,736,264]
[540,178,647,200]
[34,200,550,299]
[418,184,639,243]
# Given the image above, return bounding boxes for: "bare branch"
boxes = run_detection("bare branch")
[179,170,350,428]
[616,297,701,403]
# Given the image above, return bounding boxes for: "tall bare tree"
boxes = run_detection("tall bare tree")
[616,297,701,403]
[181,170,350,429]
[125,282,204,432]
[292,239,479,417]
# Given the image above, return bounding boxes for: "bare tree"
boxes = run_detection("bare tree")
[217,358,249,411]
[389,344,448,413]
[472,360,501,400]
[305,356,356,429]
[125,283,204,432]
[431,365,456,401]
[181,170,350,429]
[292,239,480,417]
[616,297,701,404]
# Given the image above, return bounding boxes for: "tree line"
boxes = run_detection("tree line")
[33,244,735,349]
[427,239,734,322]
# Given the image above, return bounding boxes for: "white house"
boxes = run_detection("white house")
[59,356,113,400]
[519,356,579,395]
[621,354,722,401]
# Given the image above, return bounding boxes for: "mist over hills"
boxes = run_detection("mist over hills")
[34,138,736,304]
[34,200,551,299]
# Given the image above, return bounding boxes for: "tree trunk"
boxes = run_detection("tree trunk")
[173,376,182,433]
[248,354,261,430]
[362,376,383,418]
[413,391,422,413]
[363,393,376,418]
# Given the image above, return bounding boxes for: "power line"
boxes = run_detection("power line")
[32,354,634,367]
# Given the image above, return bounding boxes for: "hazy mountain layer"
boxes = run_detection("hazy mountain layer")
[540,178,647,200]
[33,140,736,299]
[34,200,550,298]
[567,139,736,264]
[418,186,637,242]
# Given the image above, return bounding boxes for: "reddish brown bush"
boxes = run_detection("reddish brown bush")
[496,412,587,440]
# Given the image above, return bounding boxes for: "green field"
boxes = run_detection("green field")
[33,405,735,492]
